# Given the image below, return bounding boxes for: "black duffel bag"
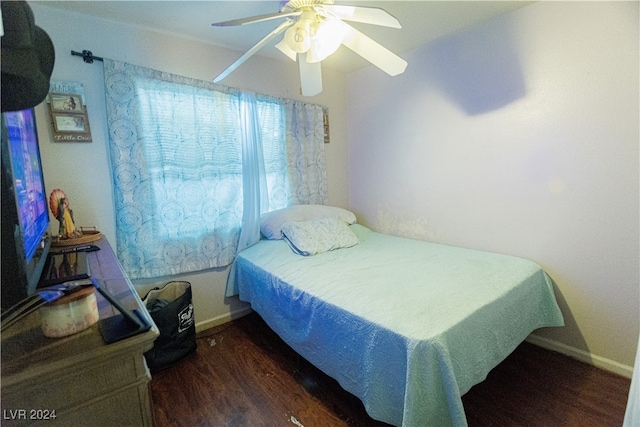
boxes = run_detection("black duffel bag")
[141,281,196,373]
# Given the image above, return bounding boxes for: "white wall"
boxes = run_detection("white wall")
[30,3,349,330]
[347,1,639,374]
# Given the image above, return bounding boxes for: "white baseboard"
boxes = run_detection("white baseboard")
[526,334,633,379]
[195,306,253,333]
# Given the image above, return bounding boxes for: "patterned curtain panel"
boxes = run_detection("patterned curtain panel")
[284,99,328,205]
[103,59,327,279]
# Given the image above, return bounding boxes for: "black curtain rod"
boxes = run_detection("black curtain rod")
[71,50,103,64]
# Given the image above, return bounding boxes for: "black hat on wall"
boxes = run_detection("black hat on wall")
[1,0,55,112]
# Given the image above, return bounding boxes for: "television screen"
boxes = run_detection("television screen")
[4,109,49,262]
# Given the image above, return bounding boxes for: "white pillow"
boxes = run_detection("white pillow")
[260,204,357,240]
[282,218,359,256]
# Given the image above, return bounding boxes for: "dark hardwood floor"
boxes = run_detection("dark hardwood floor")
[150,312,631,427]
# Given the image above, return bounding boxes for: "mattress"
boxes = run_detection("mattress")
[227,224,564,426]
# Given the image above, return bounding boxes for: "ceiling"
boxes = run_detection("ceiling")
[38,1,535,73]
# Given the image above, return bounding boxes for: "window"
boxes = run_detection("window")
[104,59,326,279]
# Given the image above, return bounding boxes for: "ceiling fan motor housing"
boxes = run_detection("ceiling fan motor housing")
[282,0,334,13]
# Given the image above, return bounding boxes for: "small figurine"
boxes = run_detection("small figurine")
[49,189,83,239]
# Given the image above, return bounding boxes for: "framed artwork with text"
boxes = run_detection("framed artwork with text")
[47,82,92,142]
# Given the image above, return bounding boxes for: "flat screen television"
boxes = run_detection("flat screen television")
[1,108,52,311]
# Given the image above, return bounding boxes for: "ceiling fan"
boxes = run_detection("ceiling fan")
[211,0,408,96]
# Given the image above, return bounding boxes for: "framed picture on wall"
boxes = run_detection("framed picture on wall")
[49,93,84,113]
[323,108,330,144]
[47,90,92,142]
[51,112,89,133]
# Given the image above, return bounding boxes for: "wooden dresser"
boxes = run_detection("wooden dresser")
[1,237,159,426]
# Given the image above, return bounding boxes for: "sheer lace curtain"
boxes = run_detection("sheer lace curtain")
[103,59,326,279]
[236,91,269,254]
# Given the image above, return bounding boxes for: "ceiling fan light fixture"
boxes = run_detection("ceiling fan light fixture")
[285,25,311,53]
[284,10,317,53]
[307,17,344,63]
[276,36,298,61]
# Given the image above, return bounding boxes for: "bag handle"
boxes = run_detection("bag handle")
[140,286,162,302]
[141,281,191,302]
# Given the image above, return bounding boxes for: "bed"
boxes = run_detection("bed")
[226,205,564,427]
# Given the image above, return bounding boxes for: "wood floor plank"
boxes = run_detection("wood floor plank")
[150,312,631,426]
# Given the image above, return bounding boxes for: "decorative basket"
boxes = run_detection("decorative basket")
[51,227,102,247]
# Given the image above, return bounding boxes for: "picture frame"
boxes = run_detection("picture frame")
[47,90,93,142]
[323,108,330,144]
[51,113,89,133]
[49,93,83,113]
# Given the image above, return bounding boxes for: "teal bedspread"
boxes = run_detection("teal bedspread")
[227,224,564,426]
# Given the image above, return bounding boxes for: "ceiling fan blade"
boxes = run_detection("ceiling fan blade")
[276,37,297,62]
[213,20,294,83]
[341,22,407,76]
[318,5,401,28]
[298,52,322,96]
[212,10,301,27]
